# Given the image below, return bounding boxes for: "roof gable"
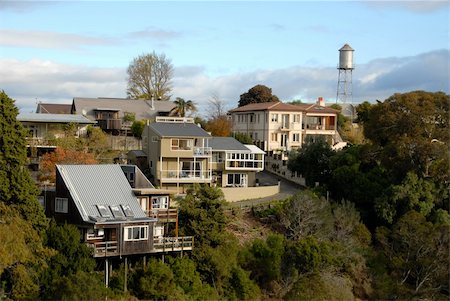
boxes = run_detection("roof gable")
[56,164,148,222]
[149,122,211,138]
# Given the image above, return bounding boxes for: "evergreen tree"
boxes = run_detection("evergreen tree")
[0,90,48,232]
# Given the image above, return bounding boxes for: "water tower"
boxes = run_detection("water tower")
[336,43,354,105]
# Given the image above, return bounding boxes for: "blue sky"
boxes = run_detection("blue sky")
[1,1,449,116]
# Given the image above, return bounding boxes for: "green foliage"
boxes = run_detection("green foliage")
[171,97,197,117]
[227,266,260,301]
[129,258,184,300]
[240,234,285,286]
[363,91,449,182]
[238,84,280,107]
[376,211,449,295]
[50,271,111,301]
[0,90,48,233]
[123,112,136,123]
[287,140,334,187]
[355,101,372,124]
[131,120,145,138]
[232,132,253,144]
[286,236,332,273]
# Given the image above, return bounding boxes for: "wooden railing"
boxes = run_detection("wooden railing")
[145,208,178,221]
[153,236,194,253]
[89,241,118,257]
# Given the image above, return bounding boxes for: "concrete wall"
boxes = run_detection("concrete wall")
[220,183,280,202]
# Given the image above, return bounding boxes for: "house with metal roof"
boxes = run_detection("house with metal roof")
[71,97,176,134]
[36,103,72,114]
[228,97,342,152]
[209,137,265,188]
[49,164,192,259]
[142,117,266,194]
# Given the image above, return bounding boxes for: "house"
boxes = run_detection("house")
[142,117,266,194]
[142,117,213,194]
[228,97,340,152]
[209,137,265,188]
[48,164,192,258]
[36,103,72,114]
[71,97,176,134]
[17,112,97,172]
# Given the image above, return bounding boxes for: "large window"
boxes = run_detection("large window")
[171,139,193,150]
[271,133,278,142]
[124,226,149,241]
[55,197,68,213]
[292,133,300,142]
[271,114,278,122]
[227,173,248,187]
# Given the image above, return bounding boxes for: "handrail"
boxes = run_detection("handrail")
[153,236,194,252]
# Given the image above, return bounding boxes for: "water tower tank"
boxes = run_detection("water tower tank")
[339,44,354,70]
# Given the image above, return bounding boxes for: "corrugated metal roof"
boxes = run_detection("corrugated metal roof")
[210,137,249,151]
[36,103,72,114]
[56,164,148,222]
[18,113,96,124]
[150,122,211,138]
[73,97,175,121]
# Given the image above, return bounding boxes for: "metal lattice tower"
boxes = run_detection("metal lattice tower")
[336,44,354,105]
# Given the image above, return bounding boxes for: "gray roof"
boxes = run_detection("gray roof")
[150,122,211,138]
[209,137,249,151]
[56,164,150,223]
[72,97,175,121]
[36,103,72,114]
[127,150,147,157]
[18,113,96,124]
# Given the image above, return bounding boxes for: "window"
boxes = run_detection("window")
[254,132,258,140]
[293,133,300,142]
[171,139,192,150]
[271,133,278,142]
[227,174,248,187]
[110,205,125,218]
[294,114,301,123]
[121,204,134,217]
[152,196,169,209]
[55,197,68,213]
[97,205,111,217]
[152,136,159,142]
[271,114,278,122]
[124,226,148,241]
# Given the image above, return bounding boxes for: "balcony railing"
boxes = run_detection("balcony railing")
[25,138,57,147]
[160,170,212,182]
[89,241,118,257]
[279,122,295,131]
[153,236,194,252]
[303,124,335,131]
[226,160,264,170]
[193,147,212,157]
[97,119,122,130]
[145,208,178,221]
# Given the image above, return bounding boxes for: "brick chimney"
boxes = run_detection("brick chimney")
[317,97,325,107]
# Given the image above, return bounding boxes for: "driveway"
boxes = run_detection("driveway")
[227,171,304,207]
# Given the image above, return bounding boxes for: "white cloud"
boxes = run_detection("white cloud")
[0,29,114,50]
[1,50,448,116]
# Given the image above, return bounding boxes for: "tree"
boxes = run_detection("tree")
[126,51,173,100]
[287,140,334,187]
[355,101,372,124]
[170,97,197,117]
[131,120,146,139]
[207,94,228,119]
[363,91,449,182]
[238,84,280,107]
[232,132,253,144]
[376,211,449,295]
[39,147,98,183]
[205,116,232,137]
[0,90,48,232]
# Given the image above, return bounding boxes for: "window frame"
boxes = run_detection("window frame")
[124,225,149,241]
[55,197,68,213]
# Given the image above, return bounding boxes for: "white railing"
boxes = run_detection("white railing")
[156,117,194,123]
[193,147,212,157]
[160,170,212,181]
[153,236,194,252]
[225,160,264,170]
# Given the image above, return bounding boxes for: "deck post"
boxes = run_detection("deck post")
[105,258,109,287]
[124,257,128,292]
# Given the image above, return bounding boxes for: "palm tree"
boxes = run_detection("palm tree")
[171,97,197,117]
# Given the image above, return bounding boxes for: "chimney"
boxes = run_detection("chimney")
[318,97,325,107]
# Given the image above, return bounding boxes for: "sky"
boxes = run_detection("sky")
[0,0,449,117]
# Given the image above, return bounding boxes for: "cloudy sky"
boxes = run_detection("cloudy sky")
[1,0,449,116]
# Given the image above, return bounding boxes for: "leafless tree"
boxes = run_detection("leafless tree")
[207,93,229,119]
[126,51,173,100]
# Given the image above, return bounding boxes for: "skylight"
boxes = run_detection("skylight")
[110,205,125,218]
[121,204,134,217]
[96,205,111,217]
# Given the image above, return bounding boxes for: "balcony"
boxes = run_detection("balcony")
[193,147,212,157]
[279,122,294,131]
[25,137,57,147]
[145,208,178,222]
[152,236,194,253]
[226,160,264,171]
[89,241,118,258]
[303,124,336,131]
[160,170,212,182]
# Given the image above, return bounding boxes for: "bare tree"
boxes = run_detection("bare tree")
[126,51,173,100]
[207,93,228,119]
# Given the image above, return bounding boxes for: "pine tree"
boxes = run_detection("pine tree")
[0,90,48,232]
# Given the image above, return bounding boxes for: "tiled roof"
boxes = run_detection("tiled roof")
[18,113,96,124]
[56,164,151,222]
[150,122,211,138]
